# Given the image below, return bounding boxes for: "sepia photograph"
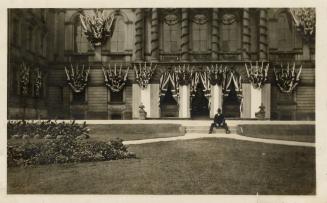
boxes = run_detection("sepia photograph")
[5,6,318,197]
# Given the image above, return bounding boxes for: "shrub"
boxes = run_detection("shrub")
[7,120,90,139]
[7,135,136,167]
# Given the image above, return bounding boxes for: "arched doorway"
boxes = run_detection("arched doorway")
[223,82,241,118]
[191,83,209,119]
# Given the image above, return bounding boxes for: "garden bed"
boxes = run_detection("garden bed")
[237,124,315,143]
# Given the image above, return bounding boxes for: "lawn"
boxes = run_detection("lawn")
[7,138,315,194]
[88,124,185,141]
[238,124,315,143]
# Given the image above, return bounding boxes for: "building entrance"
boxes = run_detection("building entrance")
[160,85,179,117]
[191,83,209,119]
[223,82,241,118]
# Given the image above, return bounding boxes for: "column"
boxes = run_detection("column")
[135,8,144,62]
[250,85,262,118]
[210,84,223,118]
[132,84,141,119]
[150,84,160,118]
[181,8,190,61]
[242,8,251,60]
[144,9,151,61]
[259,9,268,60]
[151,8,160,62]
[261,83,271,119]
[211,8,219,60]
[57,10,66,61]
[179,85,190,118]
[140,86,151,117]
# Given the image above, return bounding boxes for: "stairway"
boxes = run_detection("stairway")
[184,125,237,134]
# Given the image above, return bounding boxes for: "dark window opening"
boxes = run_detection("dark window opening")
[110,90,124,103]
[191,83,209,119]
[72,91,86,104]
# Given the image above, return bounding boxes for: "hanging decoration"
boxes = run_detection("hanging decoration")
[222,69,242,100]
[33,68,42,97]
[190,71,210,97]
[19,62,30,96]
[175,65,194,86]
[206,64,227,86]
[245,61,269,89]
[65,64,90,93]
[80,9,117,47]
[102,64,129,92]
[134,62,157,89]
[289,8,315,42]
[159,71,179,101]
[274,63,302,94]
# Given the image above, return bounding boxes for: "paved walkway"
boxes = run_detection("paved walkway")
[123,133,315,148]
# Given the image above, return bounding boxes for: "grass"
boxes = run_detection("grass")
[238,124,315,143]
[7,138,315,194]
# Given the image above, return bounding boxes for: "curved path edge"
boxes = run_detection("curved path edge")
[123,133,315,148]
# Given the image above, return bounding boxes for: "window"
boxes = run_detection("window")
[221,21,240,52]
[12,19,19,45]
[27,27,32,50]
[277,13,293,51]
[109,16,125,52]
[74,16,89,53]
[72,91,86,104]
[110,90,123,103]
[163,23,180,53]
[192,22,208,52]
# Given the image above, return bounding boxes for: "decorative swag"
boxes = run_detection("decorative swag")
[191,71,211,99]
[289,8,315,42]
[134,62,157,89]
[102,64,129,92]
[222,69,242,100]
[206,64,227,86]
[65,64,90,93]
[80,9,117,47]
[274,63,302,94]
[159,71,179,102]
[175,65,194,86]
[245,61,269,89]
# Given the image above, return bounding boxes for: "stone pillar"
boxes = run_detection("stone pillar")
[181,8,190,61]
[132,84,141,119]
[210,84,223,118]
[211,8,219,60]
[144,9,151,62]
[135,8,144,62]
[140,86,151,117]
[250,85,262,118]
[259,9,268,60]
[57,10,66,61]
[242,8,251,60]
[179,85,190,118]
[151,8,160,62]
[261,83,271,119]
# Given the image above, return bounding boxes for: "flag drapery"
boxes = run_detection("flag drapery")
[65,64,90,93]
[207,64,227,86]
[245,61,269,89]
[80,9,117,47]
[274,63,302,94]
[289,8,315,42]
[134,62,157,89]
[159,71,179,102]
[19,62,30,96]
[102,64,129,92]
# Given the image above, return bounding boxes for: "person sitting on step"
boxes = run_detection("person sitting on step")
[209,108,231,134]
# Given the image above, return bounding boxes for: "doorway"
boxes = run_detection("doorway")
[191,83,209,119]
[223,82,241,118]
[160,85,179,118]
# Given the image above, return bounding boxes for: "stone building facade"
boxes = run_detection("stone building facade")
[8,8,315,120]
